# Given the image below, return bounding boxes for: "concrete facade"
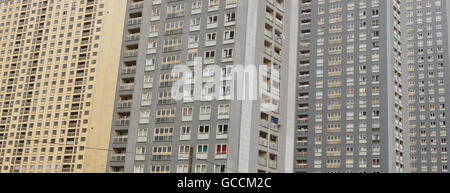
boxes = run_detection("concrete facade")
[0,0,125,173]
[407,0,450,173]
[106,0,298,173]
[295,0,409,173]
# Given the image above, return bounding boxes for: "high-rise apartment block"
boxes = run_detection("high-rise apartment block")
[295,0,409,173]
[0,0,125,173]
[406,0,450,173]
[106,0,298,173]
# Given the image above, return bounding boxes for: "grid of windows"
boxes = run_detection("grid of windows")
[0,0,123,173]
[295,0,406,173]
[406,0,450,173]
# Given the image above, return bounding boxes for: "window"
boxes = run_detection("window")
[224,30,235,42]
[151,165,170,173]
[151,8,160,17]
[139,110,150,124]
[192,1,203,10]
[137,128,148,140]
[215,164,227,173]
[218,104,230,119]
[223,48,234,59]
[154,127,173,141]
[195,164,207,173]
[225,12,236,23]
[152,146,172,161]
[182,107,193,121]
[217,124,229,135]
[207,15,218,24]
[209,0,219,7]
[177,165,189,173]
[205,50,216,59]
[181,126,191,135]
[189,34,199,44]
[179,145,191,155]
[197,144,208,154]
[206,32,217,41]
[216,144,227,155]
[191,17,201,27]
[141,92,152,106]
[200,105,211,120]
[199,125,210,134]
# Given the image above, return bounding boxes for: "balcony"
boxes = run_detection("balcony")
[125,34,140,42]
[296,152,307,157]
[296,140,307,146]
[296,163,307,169]
[111,154,126,162]
[129,1,144,9]
[115,119,130,126]
[120,83,135,91]
[268,160,277,169]
[121,66,136,74]
[258,157,267,166]
[113,136,128,144]
[124,50,138,58]
[259,138,268,147]
[128,17,142,26]
[118,100,132,108]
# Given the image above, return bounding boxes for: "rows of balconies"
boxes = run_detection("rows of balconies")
[295,0,313,172]
[109,4,146,170]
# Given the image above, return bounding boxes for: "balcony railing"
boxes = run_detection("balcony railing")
[118,100,132,108]
[129,2,144,9]
[124,50,138,57]
[122,66,136,74]
[125,34,140,41]
[128,17,142,26]
[111,154,126,162]
[113,136,128,144]
[120,83,135,91]
[115,119,130,126]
